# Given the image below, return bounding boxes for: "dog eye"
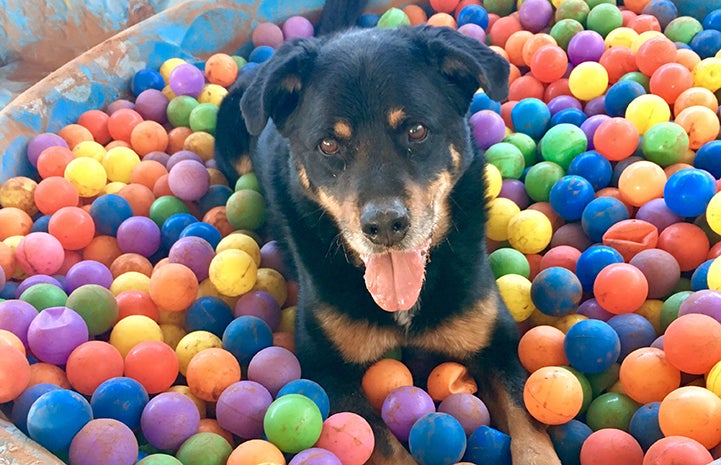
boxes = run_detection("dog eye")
[318,137,340,155]
[408,123,428,142]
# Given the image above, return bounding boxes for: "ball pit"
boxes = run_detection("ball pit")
[1,0,721,464]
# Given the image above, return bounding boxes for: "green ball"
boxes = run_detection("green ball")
[540,124,588,170]
[618,72,650,93]
[136,454,183,465]
[641,122,690,167]
[65,285,119,336]
[167,96,199,128]
[235,172,261,192]
[586,3,623,37]
[564,366,593,415]
[175,432,232,465]
[232,55,248,70]
[20,283,67,311]
[149,195,190,228]
[377,7,410,28]
[504,132,538,167]
[660,290,692,333]
[585,392,640,431]
[484,0,515,16]
[664,16,703,44]
[584,0,615,8]
[263,394,323,453]
[586,363,620,399]
[225,189,266,231]
[485,142,526,179]
[555,0,590,25]
[524,161,566,202]
[488,247,531,279]
[550,19,585,50]
[189,103,219,135]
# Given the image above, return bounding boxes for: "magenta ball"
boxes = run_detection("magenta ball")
[233,290,282,331]
[116,216,161,257]
[0,299,38,348]
[64,260,113,293]
[27,133,69,167]
[140,392,200,451]
[252,22,285,48]
[283,16,315,40]
[27,306,89,365]
[215,380,273,439]
[15,232,65,276]
[470,110,506,150]
[438,393,491,436]
[678,289,721,323]
[567,30,606,65]
[289,447,343,465]
[68,418,138,465]
[168,159,210,202]
[381,386,436,442]
[134,89,169,124]
[247,346,301,396]
[519,0,553,32]
[168,236,215,282]
[169,63,205,98]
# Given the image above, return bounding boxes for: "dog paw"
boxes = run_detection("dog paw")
[366,438,418,465]
[511,439,562,465]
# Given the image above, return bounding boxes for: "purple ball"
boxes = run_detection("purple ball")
[166,150,204,171]
[0,299,39,348]
[260,240,289,278]
[247,346,302,396]
[458,23,487,43]
[215,380,273,439]
[168,236,215,282]
[64,260,114,293]
[576,298,615,321]
[169,63,206,98]
[470,110,506,150]
[635,198,682,233]
[381,386,436,442]
[168,159,211,202]
[143,151,170,166]
[27,306,89,364]
[547,95,583,115]
[68,418,139,465]
[580,114,610,150]
[289,448,343,465]
[116,216,161,257]
[583,95,607,117]
[134,89,169,124]
[499,178,530,209]
[567,30,606,65]
[678,289,721,323]
[518,0,553,33]
[629,248,680,299]
[282,16,315,40]
[107,99,136,114]
[141,392,200,451]
[438,393,491,436]
[16,274,63,298]
[233,290,282,331]
[27,133,69,168]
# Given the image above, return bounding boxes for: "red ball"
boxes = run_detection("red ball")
[66,341,124,396]
[643,436,713,465]
[530,45,569,84]
[430,0,461,13]
[593,263,649,314]
[48,206,96,251]
[580,428,644,465]
[123,340,179,394]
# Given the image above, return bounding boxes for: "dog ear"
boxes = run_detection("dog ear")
[412,26,510,110]
[240,40,319,135]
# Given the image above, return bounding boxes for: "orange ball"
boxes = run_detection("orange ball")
[58,123,94,149]
[505,30,534,68]
[28,362,71,389]
[508,74,545,101]
[658,386,721,449]
[130,120,169,157]
[426,12,457,28]
[227,439,286,465]
[530,45,568,84]
[539,245,580,272]
[34,176,79,215]
[675,48,702,72]
[361,358,413,411]
[674,105,721,150]
[48,206,96,250]
[430,0,460,13]
[37,146,75,179]
[623,0,652,13]
[522,33,557,68]
[82,235,123,267]
[124,340,180,394]
[657,222,709,272]
[0,329,24,355]
[635,36,677,76]
[198,418,235,447]
[403,4,428,25]
[593,263,649,314]
[593,117,640,161]
[110,253,154,278]
[523,366,583,425]
[628,13,661,33]
[167,126,194,154]
[619,347,680,404]
[663,314,721,375]
[149,263,199,312]
[107,108,144,143]
[0,207,33,240]
[117,183,156,217]
[129,159,169,190]
[116,289,160,322]
[601,219,659,262]
[617,160,666,207]
[544,79,572,102]
[599,46,639,84]
[649,63,694,104]
[674,87,718,117]
[517,325,569,373]
[66,340,124,396]
[204,53,239,88]
[0,345,30,402]
[642,436,713,465]
[488,15,522,48]
[426,361,478,402]
[186,348,241,402]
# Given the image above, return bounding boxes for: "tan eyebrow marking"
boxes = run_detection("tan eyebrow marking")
[333,120,353,139]
[388,108,406,129]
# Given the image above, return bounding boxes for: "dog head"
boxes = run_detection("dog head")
[241,25,509,312]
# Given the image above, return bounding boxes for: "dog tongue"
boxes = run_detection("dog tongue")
[363,248,427,312]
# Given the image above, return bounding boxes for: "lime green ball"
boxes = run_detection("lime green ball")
[189,103,219,135]
[377,7,410,28]
[167,95,199,128]
[488,247,531,279]
[66,284,119,336]
[20,283,67,311]
[664,16,703,44]
[524,161,566,202]
[660,290,692,333]
[235,172,261,192]
[504,132,538,167]
[555,0,590,25]
[485,142,526,179]
[264,394,323,453]
[176,432,232,465]
[226,189,266,231]
[232,55,248,70]
[136,454,183,465]
[584,0,615,8]
[586,3,623,37]
[540,124,588,170]
[641,122,690,167]
[149,195,190,228]
[550,19,585,50]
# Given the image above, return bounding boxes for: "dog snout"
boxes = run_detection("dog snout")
[360,199,410,247]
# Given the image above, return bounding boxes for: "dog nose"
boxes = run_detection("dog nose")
[360,199,410,247]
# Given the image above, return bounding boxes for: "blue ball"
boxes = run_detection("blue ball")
[575,245,625,292]
[690,29,721,58]
[629,402,664,451]
[357,13,380,28]
[185,296,234,338]
[642,0,678,29]
[179,221,222,249]
[564,319,621,374]
[31,214,51,233]
[511,98,551,141]
[550,175,596,221]
[10,383,63,435]
[463,425,512,465]
[277,379,331,420]
[548,419,592,465]
[531,266,584,316]
[249,45,275,63]
[691,258,713,290]
[90,377,149,431]
[457,5,490,29]
[604,80,646,117]
[550,108,587,127]
[409,413,467,465]
[198,184,234,215]
[132,68,165,97]
[693,140,721,178]
[470,91,502,114]
[606,313,657,361]
[90,194,134,236]
[222,315,273,366]
[27,389,94,456]
[663,168,716,217]
[581,196,630,243]
[160,212,198,250]
[703,9,721,31]
[568,150,613,191]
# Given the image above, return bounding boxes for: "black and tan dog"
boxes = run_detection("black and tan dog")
[215,2,561,463]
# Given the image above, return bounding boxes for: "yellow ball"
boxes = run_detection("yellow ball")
[216,232,262,265]
[706,192,721,236]
[175,330,223,376]
[496,274,535,322]
[486,197,521,242]
[162,84,177,100]
[604,27,638,48]
[158,309,186,326]
[109,315,163,358]
[103,146,141,183]
[253,267,288,307]
[507,209,553,254]
[279,306,297,333]
[553,314,587,334]
[72,140,107,161]
[707,256,721,291]
[484,163,503,200]
[197,278,239,308]
[64,156,107,197]
[568,62,609,101]
[630,30,665,53]
[692,58,721,92]
[160,57,187,83]
[209,249,258,296]
[198,84,229,106]
[104,181,127,194]
[625,94,671,135]
[183,131,216,162]
[160,324,187,350]
[0,176,38,215]
[110,271,151,295]
[168,384,207,418]
[635,299,664,335]
[706,359,721,397]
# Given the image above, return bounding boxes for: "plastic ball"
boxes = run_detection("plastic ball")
[15,231,65,276]
[579,428,644,465]
[380,386,436,442]
[469,110,506,150]
[222,315,273,365]
[569,62,609,101]
[643,436,714,465]
[568,30,606,65]
[530,266,583,316]
[27,306,89,365]
[484,142,526,179]
[585,392,641,431]
[124,340,180,394]
[628,248,680,299]
[27,389,93,456]
[109,314,163,358]
[657,222,709,272]
[564,319,621,374]
[658,386,721,449]
[617,160,666,207]
[506,209,553,254]
[278,379,331,421]
[496,273,535,322]
[247,346,301,396]
[464,426,511,465]
[663,168,716,217]
[65,284,118,336]
[215,380,272,440]
[675,104,721,150]
[64,340,123,396]
[149,262,199,312]
[361,358,414,411]
[593,117,640,162]
[116,216,161,257]
[529,45,568,83]
[548,420,593,465]
[641,122,689,167]
[625,94,671,134]
[141,391,201,451]
[0,345,30,403]
[549,175,595,222]
[593,263,649,314]
[90,377,149,430]
[226,439,285,465]
[663,313,721,374]
[510,98,551,140]
[408,412,467,465]
[619,346,680,406]
[210,249,258,297]
[169,63,205,98]
[68,418,138,465]
[523,366,584,425]
[289,448,342,465]
[263,393,323,454]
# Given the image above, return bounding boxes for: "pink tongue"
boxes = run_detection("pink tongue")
[363,249,427,312]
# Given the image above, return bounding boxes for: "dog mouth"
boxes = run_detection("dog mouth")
[360,239,431,312]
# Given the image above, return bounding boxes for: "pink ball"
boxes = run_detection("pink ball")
[315,412,375,465]
[168,159,210,202]
[580,428,644,465]
[27,306,89,365]
[246,346,301,396]
[14,232,65,276]
[438,393,491,436]
[252,22,285,48]
[283,16,315,40]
